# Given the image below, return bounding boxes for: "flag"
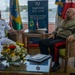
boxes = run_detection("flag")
[36,16,39,29]
[10,0,23,30]
[55,0,65,18]
[55,0,65,27]
[29,18,34,29]
[55,0,65,5]
[62,0,75,19]
[71,0,75,8]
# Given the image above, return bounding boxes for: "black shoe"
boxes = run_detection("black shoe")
[51,63,61,72]
[70,73,75,75]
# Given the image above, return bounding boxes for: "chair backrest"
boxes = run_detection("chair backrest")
[59,39,75,58]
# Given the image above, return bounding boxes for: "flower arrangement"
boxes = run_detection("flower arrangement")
[1,41,27,62]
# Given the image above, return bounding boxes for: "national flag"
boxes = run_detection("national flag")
[55,0,65,27]
[36,16,39,29]
[29,18,34,29]
[55,0,64,5]
[55,0,65,17]
[62,0,75,19]
[71,0,75,8]
[10,0,23,30]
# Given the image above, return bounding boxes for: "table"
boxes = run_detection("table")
[22,29,46,53]
[0,57,52,75]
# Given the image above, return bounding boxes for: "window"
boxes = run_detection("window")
[1,0,9,22]
[0,0,57,23]
[48,0,57,23]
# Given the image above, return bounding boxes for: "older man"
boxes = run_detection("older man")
[39,8,75,72]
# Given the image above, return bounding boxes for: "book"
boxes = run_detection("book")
[37,28,47,34]
[27,54,51,63]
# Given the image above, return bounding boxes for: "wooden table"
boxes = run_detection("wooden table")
[22,29,46,53]
[0,56,52,75]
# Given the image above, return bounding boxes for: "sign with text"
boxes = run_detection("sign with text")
[28,0,48,32]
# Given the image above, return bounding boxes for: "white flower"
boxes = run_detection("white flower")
[1,42,27,62]
[15,46,21,52]
[12,55,20,62]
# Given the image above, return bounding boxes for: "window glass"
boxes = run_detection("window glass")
[48,0,57,23]
[1,0,9,22]
[19,0,28,23]
[0,0,57,23]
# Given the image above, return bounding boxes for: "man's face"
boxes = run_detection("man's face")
[66,9,74,20]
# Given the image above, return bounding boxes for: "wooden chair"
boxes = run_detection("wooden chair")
[59,40,75,72]
[8,32,19,42]
[44,34,75,72]
[5,30,18,42]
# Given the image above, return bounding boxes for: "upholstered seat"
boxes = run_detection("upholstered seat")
[59,49,65,56]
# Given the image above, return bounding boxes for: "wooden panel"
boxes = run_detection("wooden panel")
[0,71,43,75]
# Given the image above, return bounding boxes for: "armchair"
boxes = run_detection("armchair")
[5,30,18,42]
[44,34,75,72]
[8,32,19,42]
[59,39,75,72]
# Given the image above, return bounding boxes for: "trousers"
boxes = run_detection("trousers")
[39,36,66,62]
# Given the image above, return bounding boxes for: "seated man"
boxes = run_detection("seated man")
[39,8,75,72]
[0,11,16,52]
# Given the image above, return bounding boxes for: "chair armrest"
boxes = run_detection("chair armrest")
[8,32,18,42]
[66,40,75,57]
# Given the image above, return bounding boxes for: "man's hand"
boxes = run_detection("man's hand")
[48,33,55,39]
[67,35,75,43]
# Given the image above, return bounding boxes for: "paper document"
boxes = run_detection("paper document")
[31,54,47,60]
[27,54,51,63]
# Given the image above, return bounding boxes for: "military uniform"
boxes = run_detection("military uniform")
[0,19,11,38]
[0,19,14,52]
